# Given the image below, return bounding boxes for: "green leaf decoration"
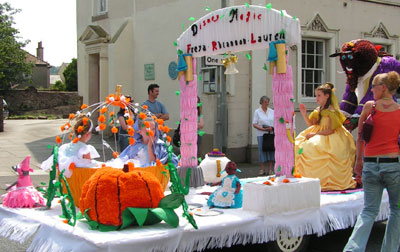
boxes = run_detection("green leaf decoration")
[277,165,281,172]
[266,3,272,9]
[290,98,295,102]
[54,181,61,187]
[189,17,195,21]
[161,171,167,178]
[205,6,210,11]
[220,14,225,19]
[198,157,202,162]
[40,182,47,186]
[291,167,295,175]
[279,117,285,124]
[178,154,181,159]
[184,118,188,121]
[293,16,297,20]
[177,49,183,55]
[191,156,196,159]
[198,130,205,136]
[245,3,250,7]
[298,148,304,155]
[55,191,62,197]
[280,10,284,16]
[246,53,251,60]
[279,29,285,34]
[176,121,180,125]
[198,74,202,81]
[197,102,203,107]
[127,208,149,227]
[223,53,227,58]
[263,63,268,71]
[173,41,177,47]
[186,81,189,85]
[47,144,52,149]
[158,193,184,209]
[182,22,185,30]
[175,91,180,96]
[149,208,179,228]
[76,211,84,220]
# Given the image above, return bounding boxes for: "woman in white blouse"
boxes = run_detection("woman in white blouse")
[252,96,275,175]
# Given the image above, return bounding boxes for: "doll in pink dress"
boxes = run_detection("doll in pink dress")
[2,156,45,208]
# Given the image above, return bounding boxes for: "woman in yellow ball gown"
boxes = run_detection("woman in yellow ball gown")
[295,83,356,191]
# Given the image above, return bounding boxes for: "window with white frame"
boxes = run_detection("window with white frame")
[301,39,325,98]
[200,57,218,93]
[94,0,107,16]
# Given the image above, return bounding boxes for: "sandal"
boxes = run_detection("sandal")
[258,170,266,176]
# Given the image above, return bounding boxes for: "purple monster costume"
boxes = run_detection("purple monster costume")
[330,40,400,131]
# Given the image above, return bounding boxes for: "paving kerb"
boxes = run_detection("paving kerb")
[0,119,260,195]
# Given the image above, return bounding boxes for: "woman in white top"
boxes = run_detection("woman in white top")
[252,96,275,175]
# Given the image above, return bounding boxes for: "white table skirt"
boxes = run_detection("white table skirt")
[0,179,390,252]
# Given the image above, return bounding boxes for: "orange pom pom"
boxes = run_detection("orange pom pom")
[60,124,66,132]
[294,173,302,178]
[263,181,272,185]
[162,126,170,133]
[113,151,119,158]
[101,163,106,167]
[82,117,89,125]
[128,127,135,136]
[98,115,106,123]
[72,137,79,143]
[283,178,290,183]
[127,162,135,171]
[152,115,157,120]
[139,112,146,120]
[142,105,148,110]
[156,159,162,166]
[77,126,84,133]
[80,104,88,110]
[58,200,61,203]
[148,130,155,137]
[109,112,115,117]
[270,177,275,182]
[166,136,171,142]
[62,219,69,224]
[56,136,62,144]
[129,137,135,145]
[69,113,75,120]
[111,127,118,134]
[126,118,134,126]
[69,162,76,171]
[156,119,164,125]
[158,125,163,131]
[100,107,108,114]
[144,121,150,128]
[99,123,106,131]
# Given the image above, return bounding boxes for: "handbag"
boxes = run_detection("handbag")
[173,123,181,147]
[361,102,376,143]
[262,130,275,152]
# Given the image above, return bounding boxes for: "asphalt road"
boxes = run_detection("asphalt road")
[0,119,395,252]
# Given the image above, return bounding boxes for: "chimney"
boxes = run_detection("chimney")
[36,41,43,61]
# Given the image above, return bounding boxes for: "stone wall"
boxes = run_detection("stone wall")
[0,87,82,117]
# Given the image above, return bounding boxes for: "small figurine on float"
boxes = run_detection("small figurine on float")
[207,161,243,209]
[199,148,231,184]
[2,156,45,208]
[40,115,100,178]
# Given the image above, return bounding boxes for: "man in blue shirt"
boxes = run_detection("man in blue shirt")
[142,84,169,121]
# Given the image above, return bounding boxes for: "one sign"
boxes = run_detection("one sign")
[144,63,155,80]
[205,55,224,66]
[177,5,301,57]
[168,61,178,79]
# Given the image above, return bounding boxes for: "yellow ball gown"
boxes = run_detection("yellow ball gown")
[295,109,356,191]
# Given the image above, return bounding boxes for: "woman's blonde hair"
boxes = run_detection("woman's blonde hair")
[373,71,400,94]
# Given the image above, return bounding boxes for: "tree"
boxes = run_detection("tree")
[0,3,32,90]
[64,58,77,91]
[52,80,66,91]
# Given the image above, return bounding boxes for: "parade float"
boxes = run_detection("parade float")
[0,4,391,252]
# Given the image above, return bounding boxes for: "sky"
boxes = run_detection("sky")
[5,0,77,67]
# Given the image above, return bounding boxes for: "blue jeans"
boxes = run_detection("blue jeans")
[344,159,400,252]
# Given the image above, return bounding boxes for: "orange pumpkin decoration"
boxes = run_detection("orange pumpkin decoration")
[80,167,164,226]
